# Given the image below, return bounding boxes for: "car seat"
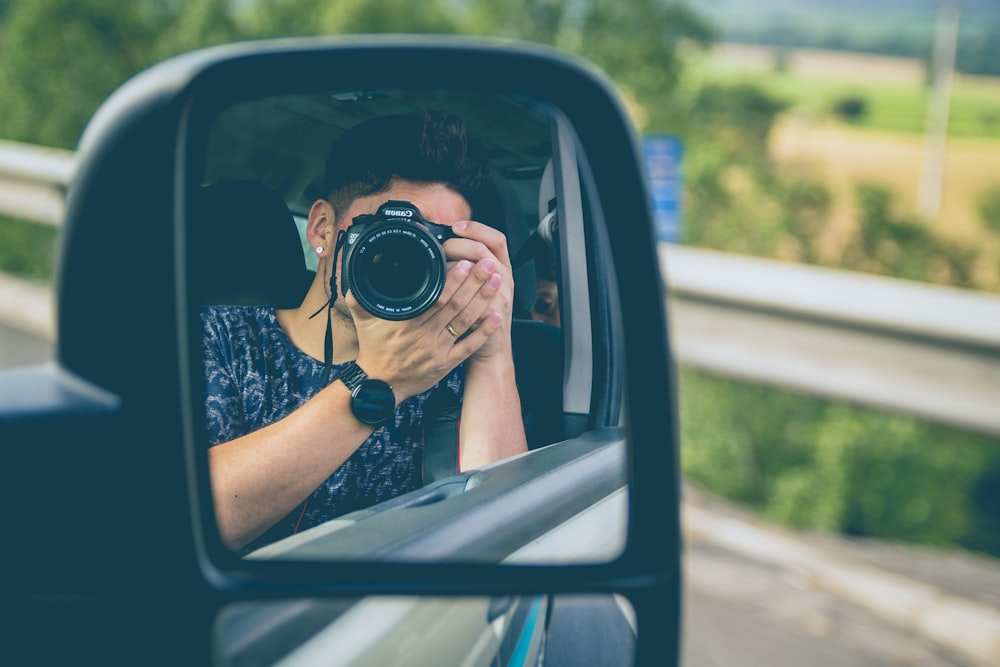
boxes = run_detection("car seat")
[189,180,313,308]
[515,159,565,449]
[483,163,566,450]
[474,168,537,319]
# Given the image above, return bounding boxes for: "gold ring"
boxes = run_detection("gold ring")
[446,324,460,339]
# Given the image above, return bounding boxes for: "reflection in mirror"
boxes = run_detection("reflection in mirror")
[214,594,636,666]
[190,89,627,563]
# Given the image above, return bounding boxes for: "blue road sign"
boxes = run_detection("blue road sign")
[643,135,683,243]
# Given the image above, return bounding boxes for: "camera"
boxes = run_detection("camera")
[340,200,456,320]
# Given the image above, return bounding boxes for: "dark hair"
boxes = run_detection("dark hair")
[321,109,490,221]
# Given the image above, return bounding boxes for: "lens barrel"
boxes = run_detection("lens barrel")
[341,202,451,320]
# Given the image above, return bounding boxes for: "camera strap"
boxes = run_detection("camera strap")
[421,384,461,485]
[308,230,346,383]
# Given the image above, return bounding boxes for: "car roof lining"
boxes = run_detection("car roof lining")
[202,89,554,219]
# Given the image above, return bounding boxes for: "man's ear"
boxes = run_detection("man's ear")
[306,199,336,253]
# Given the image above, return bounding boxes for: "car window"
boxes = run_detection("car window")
[188,89,628,565]
[214,593,636,667]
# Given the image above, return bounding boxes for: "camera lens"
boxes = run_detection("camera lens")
[362,235,430,300]
[346,222,447,320]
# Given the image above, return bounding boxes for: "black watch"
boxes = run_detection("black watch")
[338,361,395,427]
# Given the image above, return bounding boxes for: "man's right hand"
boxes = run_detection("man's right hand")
[348,255,503,401]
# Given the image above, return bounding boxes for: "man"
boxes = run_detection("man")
[202,110,527,552]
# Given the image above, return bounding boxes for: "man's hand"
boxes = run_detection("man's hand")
[347,248,505,400]
[441,220,515,363]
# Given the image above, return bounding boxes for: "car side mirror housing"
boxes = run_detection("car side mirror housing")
[2,36,681,665]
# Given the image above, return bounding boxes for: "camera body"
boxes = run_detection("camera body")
[340,200,457,320]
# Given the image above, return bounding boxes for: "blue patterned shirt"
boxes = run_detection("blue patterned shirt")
[201,305,463,551]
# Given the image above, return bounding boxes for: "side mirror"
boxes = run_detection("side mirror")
[2,36,680,665]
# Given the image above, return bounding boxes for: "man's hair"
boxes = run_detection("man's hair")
[321,109,490,222]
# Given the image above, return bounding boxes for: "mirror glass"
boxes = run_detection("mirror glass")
[189,88,627,564]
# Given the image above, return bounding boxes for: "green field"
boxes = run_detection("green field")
[691,45,1000,140]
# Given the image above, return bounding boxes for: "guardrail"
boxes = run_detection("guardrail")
[662,244,1000,435]
[3,140,1000,435]
[0,139,73,226]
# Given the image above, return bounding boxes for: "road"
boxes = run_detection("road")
[0,321,52,368]
[683,543,970,667]
[681,483,1000,667]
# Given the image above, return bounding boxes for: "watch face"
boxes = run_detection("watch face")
[351,380,395,426]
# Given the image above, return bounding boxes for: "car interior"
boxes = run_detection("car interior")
[182,86,627,573]
[188,88,630,660]
[190,89,569,455]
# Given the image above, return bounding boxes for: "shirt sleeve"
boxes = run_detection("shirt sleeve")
[201,308,247,447]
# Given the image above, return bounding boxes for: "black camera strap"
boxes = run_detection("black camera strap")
[308,230,346,383]
[421,384,461,485]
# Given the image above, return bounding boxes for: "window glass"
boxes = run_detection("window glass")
[214,594,636,666]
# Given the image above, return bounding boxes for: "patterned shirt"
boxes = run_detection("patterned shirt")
[201,305,463,552]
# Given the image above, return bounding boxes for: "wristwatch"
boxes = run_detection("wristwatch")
[338,361,395,426]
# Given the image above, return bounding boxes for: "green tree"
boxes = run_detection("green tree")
[153,0,244,60]
[317,0,457,35]
[0,0,716,147]
[465,0,714,130]
[675,82,833,259]
[576,0,713,114]
[0,0,175,148]
[242,0,326,39]
[466,0,568,44]
[245,0,458,39]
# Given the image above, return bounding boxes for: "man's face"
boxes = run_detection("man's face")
[331,179,472,318]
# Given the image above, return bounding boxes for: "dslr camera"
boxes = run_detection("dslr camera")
[340,200,457,320]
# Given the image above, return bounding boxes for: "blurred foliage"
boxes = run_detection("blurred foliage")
[843,183,978,288]
[669,82,837,266]
[832,95,868,123]
[465,0,714,106]
[680,368,1000,556]
[0,0,713,149]
[668,76,986,289]
[0,216,57,281]
[979,183,1000,236]
[0,0,174,149]
[697,54,1000,140]
[695,0,1000,77]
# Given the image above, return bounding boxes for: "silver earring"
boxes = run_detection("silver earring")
[315,246,324,255]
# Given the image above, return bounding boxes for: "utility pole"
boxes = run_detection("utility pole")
[917,2,960,222]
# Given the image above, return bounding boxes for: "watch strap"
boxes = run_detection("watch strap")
[338,361,368,390]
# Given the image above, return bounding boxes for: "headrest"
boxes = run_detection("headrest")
[190,180,312,308]
[474,169,536,318]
